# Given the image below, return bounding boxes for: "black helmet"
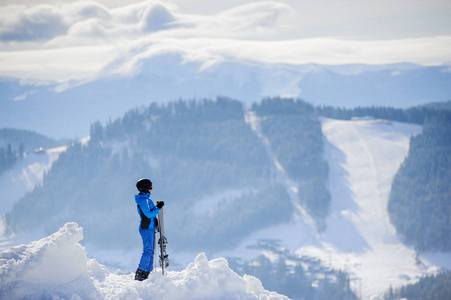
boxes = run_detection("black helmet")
[136,178,152,193]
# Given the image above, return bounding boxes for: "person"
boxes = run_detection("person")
[134,178,164,281]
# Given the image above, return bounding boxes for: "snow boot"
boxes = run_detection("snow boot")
[134,269,150,281]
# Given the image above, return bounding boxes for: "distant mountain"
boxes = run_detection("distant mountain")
[299,64,451,107]
[0,128,64,179]
[0,53,450,139]
[0,128,62,152]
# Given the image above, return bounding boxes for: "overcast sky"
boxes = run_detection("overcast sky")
[1,0,450,83]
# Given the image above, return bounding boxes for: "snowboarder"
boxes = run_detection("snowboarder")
[134,178,164,281]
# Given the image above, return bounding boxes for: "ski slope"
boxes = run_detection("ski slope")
[0,145,67,250]
[221,116,451,299]
[0,222,288,300]
[309,118,428,298]
[0,146,67,216]
[2,117,451,299]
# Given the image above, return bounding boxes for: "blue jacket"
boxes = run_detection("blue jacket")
[135,193,159,230]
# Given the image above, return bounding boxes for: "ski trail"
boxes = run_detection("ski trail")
[355,125,378,182]
[0,144,69,251]
[0,145,67,216]
[244,110,312,222]
[311,118,435,299]
[218,116,451,300]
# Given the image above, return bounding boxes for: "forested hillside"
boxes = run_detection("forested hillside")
[423,100,451,111]
[253,99,330,220]
[233,256,357,300]
[0,144,21,176]
[5,98,451,254]
[388,112,451,251]
[5,98,295,252]
[3,97,451,299]
[385,271,451,300]
[229,240,358,300]
[317,104,442,125]
[0,128,61,151]
[0,128,61,175]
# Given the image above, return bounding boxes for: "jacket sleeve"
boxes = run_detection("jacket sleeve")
[138,199,160,219]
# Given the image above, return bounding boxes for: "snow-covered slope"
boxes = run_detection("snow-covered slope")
[309,118,427,298]
[0,145,67,250]
[0,222,289,300]
[3,116,451,299]
[0,146,67,216]
[2,58,451,139]
[217,117,451,299]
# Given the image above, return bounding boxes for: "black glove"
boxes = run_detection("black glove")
[156,201,164,209]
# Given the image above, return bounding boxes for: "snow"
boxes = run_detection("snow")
[301,118,451,298]
[316,118,430,298]
[0,146,67,216]
[2,117,451,299]
[217,117,451,299]
[0,145,67,252]
[0,222,289,300]
[194,188,258,216]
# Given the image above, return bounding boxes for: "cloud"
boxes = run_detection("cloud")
[13,90,37,101]
[0,0,450,85]
[65,1,110,20]
[0,45,119,83]
[0,1,112,42]
[0,4,68,41]
[219,1,295,32]
[0,1,180,43]
[170,1,296,39]
[139,3,177,32]
[0,1,299,46]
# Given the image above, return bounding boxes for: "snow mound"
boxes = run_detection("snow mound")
[0,222,289,300]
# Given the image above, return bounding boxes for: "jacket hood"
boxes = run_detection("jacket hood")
[135,192,150,204]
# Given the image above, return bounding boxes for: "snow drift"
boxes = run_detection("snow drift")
[0,222,289,300]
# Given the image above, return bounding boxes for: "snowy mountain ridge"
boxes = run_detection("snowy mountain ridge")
[1,55,451,139]
[0,222,288,300]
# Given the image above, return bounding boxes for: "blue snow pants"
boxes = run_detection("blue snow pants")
[138,227,155,272]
